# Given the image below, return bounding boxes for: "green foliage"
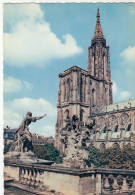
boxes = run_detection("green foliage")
[33,143,64,163]
[88,145,100,166]
[33,145,50,160]
[4,142,12,154]
[88,145,135,170]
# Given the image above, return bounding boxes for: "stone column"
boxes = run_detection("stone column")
[106,129,111,141]
[122,178,129,193]
[95,173,102,194]
[95,130,100,140]
[132,177,135,193]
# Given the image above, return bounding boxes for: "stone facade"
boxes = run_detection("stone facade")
[4,126,17,144]
[90,99,135,150]
[55,9,135,155]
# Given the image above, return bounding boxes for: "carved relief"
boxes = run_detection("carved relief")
[120,113,129,125]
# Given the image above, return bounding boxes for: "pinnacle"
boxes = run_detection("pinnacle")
[93,8,104,40]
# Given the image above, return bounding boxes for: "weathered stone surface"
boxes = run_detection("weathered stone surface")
[55,8,135,160]
[60,118,93,168]
[7,112,46,155]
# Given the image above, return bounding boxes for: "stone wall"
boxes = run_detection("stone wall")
[4,161,135,195]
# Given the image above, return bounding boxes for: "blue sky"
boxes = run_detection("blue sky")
[3,3,135,137]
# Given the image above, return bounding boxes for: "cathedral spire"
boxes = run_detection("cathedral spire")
[92,8,105,45]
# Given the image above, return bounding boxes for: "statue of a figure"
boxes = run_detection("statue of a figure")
[9,111,47,153]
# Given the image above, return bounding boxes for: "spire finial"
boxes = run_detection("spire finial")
[97,8,100,21]
[92,8,104,41]
[97,7,99,14]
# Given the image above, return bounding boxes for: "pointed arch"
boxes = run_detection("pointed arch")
[64,109,69,120]
[80,109,85,122]
[99,143,106,152]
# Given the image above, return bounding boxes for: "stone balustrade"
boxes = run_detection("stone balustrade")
[19,167,45,190]
[102,173,134,194]
[4,161,135,195]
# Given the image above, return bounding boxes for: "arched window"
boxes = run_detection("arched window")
[90,80,92,85]
[114,125,119,132]
[113,143,119,149]
[100,143,106,152]
[80,109,85,121]
[103,127,107,133]
[126,124,131,131]
[92,88,96,106]
[64,109,69,120]
[98,70,102,79]
[64,81,66,101]
[72,115,78,122]
[67,79,70,102]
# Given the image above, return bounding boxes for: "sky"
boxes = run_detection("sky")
[3,3,135,137]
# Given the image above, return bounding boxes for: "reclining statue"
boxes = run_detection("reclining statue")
[9,112,47,153]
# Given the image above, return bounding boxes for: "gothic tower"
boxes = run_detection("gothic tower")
[55,9,113,152]
[88,8,113,107]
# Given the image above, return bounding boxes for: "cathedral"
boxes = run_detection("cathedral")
[55,9,135,154]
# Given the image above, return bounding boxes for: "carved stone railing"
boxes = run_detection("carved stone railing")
[4,161,135,195]
[98,168,135,194]
[19,167,45,190]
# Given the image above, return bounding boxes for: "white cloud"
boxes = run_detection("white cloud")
[4,76,33,93]
[121,46,135,63]
[42,125,56,137]
[3,4,83,67]
[119,91,131,101]
[130,4,135,15]
[4,97,57,137]
[120,46,135,100]
[112,81,118,96]
[112,81,131,102]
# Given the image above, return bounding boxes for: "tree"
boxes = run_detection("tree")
[88,145,100,166]
[88,145,135,170]
[4,142,12,154]
[33,145,50,160]
[33,143,64,163]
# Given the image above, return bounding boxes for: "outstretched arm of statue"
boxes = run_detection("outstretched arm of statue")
[33,114,47,121]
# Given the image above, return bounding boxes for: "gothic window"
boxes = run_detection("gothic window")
[92,88,96,106]
[114,125,119,132]
[98,70,102,79]
[113,143,119,149]
[80,77,85,102]
[103,127,106,133]
[80,77,83,101]
[99,143,106,152]
[64,109,69,120]
[90,80,92,85]
[72,115,78,122]
[67,79,70,102]
[80,109,85,122]
[108,115,117,127]
[64,81,66,101]
[98,117,105,128]
[126,124,131,132]
[120,113,129,125]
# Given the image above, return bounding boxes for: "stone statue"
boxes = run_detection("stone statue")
[9,112,47,153]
